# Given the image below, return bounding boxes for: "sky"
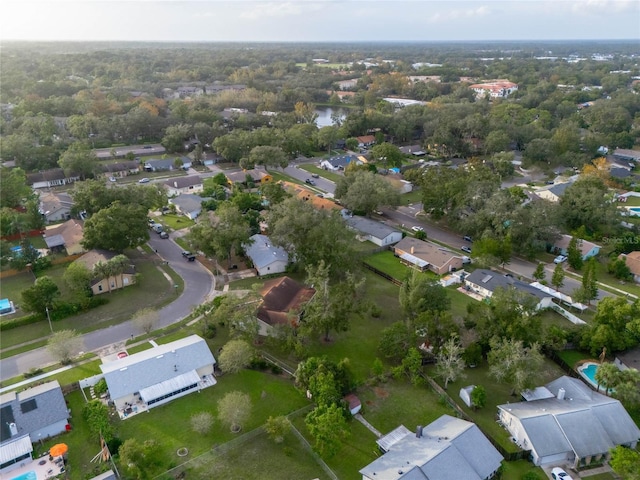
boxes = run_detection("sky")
[1,0,639,43]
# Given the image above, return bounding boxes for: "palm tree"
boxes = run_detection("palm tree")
[594,362,619,396]
[93,261,113,293]
[110,255,129,289]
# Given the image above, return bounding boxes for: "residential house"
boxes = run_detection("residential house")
[408,75,441,83]
[244,234,289,276]
[39,192,74,223]
[497,376,640,467]
[552,235,600,260]
[0,381,70,472]
[144,158,175,172]
[176,86,204,98]
[394,237,466,275]
[287,182,341,211]
[335,79,359,90]
[536,182,572,203]
[618,251,640,283]
[26,168,80,189]
[383,98,428,108]
[100,161,140,179]
[469,79,518,99]
[345,216,402,247]
[464,269,553,310]
[256,276,315,336]
[204,84,246,95]
[226,168,272,186]
[320,155,358,171]
[169,194,204,220]
[610,167,632,180]
[74,249,136,295]
[356,135,376,148]
[164,176,203,197]
[614,347,640,371]
[399,145,426,156]
[613,148,640,163]
[360,414,503,480]
[100,335,216,414]
[43,219,85,255]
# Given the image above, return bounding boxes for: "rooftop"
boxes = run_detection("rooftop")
[346,216,400,241]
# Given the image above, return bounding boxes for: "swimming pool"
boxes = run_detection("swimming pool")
[628,207,640,216]
[578,362,614,393]
[11,471,36,480]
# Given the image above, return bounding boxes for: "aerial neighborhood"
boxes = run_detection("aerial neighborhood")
[1,39,640,480]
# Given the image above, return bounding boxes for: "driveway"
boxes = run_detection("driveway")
[0,236,215,380]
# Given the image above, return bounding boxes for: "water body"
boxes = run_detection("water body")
[314,106,348,128]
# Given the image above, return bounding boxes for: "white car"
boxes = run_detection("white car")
[138,178,150,184]
[551,467,574,480]
[553,255,568,264]
[411,226,424,232]
[108,177,117,182]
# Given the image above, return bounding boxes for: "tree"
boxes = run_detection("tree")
[607,257,632,281]
[119,438,162,480]
[301,261,364,342]
[566,236,583,270]
[399,269,450,323]
[316,125,339,154]
[393,347,424,386]
[487,338,544,395]
[190,412,214,435]
[594,362,619,395]
[47,329,83,364]
[576,257,598,305]
[0,167,32,208]
[133,308,159,335]
[265,415,290,444]
[334,170,399,216]
[63,261,93,300]
[370,142,403,168]
[470,385,487,410]
[22,276,60,314]
[295,357,353,400]
[82,202,149,252]
[217,391,251,432]
[559,175,620,236]
[435,337,466,389]
[610,445,640,480]
[161,123,191,152]
[248,145,289,169]
[82,400,113,442]
[533,262,546,282]
[580,297,640,355]
[378,322,418,363]
[294,101,317,124]
[551,263,565,291]
[58,143,98,180]
[218,339,254,374]
[188,202,250,266]
[305,403,350,458]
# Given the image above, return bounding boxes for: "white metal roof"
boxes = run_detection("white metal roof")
[139,370,200,403]
[0,435,33,464]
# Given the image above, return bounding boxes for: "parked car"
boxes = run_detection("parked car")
[461,246,472,254]
[463,235,473,242]
[305,178,316,185]
[186,254,196,262]
[159,231,169,239]
[138,177,150,183]
[554,255,568,264]
[152,224,163,233]
[311,173,319,178]
[411,226,424,232]
[181,251,192,258]
[109,177,117,182]
[551,468,574,480]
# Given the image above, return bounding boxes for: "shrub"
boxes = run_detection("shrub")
[93,378,108,396]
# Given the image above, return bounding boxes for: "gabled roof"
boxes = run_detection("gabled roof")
[75,249,134,275]
[100,335,215,400]
[169,194,203,214]
[39,192,74,216]
[361,415,503,480]
[498,376,640,460]
[101,161,140,173]
[0,381,69,444]
[26,168,71,185]
[257,276,315,327]
[554,235,600,255]
[465,269,550,301]
[164,175,202,190]
[346,216,400,241]
[356,135,376,144]
[145,158,174,169]
[394,237,463,269]
[619,251,640,276]
[323,155,356,168]
[226,169,269,183]
[44,219,84,249]
[244,234,288,269]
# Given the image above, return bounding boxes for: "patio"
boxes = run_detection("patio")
[0,453,65,480]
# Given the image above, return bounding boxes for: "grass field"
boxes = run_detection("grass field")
[0,251,183,353]
[297,163,344,183]
[154,213,195,230]
[364,250,439,282]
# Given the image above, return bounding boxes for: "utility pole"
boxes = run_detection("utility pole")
[45,306,53,333]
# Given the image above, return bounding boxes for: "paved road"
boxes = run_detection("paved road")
[0,236,215,380]
[284,163,336,194]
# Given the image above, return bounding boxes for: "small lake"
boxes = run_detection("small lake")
[314,106,348,128]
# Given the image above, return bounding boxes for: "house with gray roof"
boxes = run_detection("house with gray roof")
[144,158,175,172]
[536,182,572,203]
[244,234,289,276]
[0,381,70,472]
[345,216,402,247]
[464,269,553,310]
[100,335,216,415]
[39,191,74,223]
[498,376,640,467]
[169,194,204,220]
[360,414,503,480]
[320,155,359,171]
[164,176,203,196]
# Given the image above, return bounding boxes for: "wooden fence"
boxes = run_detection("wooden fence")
[362,262,403,286]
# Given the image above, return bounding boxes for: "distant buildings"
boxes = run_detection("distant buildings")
[469,79,518,99]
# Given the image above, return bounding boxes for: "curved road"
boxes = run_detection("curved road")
[0,235,215,380]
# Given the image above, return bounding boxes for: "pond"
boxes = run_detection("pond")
[314,106,348,128]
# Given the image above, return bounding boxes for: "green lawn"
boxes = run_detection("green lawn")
[401,189,423,204]
[364,250,439,283]
[155,213,195,230]
[557,349,593,367]
[1,251,183,353]
[298,164,343,183]
[500,460,545,479]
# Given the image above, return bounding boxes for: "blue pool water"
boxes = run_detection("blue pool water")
[581,363,598,384]
[629,207,640,215]
[11,471,36,480]
[0,298,10,310]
